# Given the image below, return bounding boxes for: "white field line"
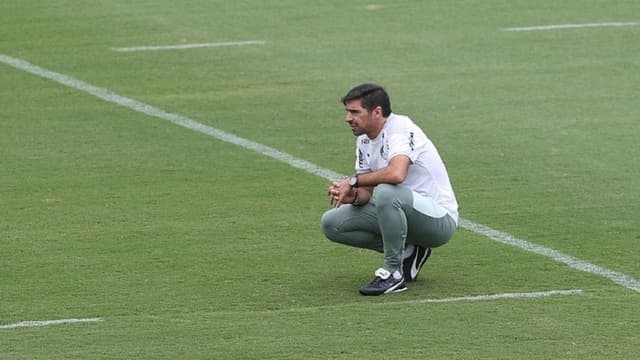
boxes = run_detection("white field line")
[1,54,639,294]
[459,220,640,292]
[397,288,583,305]
[220,289,584,315]
[0,54,341,182]
[0,317,103,330]
[112,40,266,52]
[503,22,639,32]
[0,291,581,327]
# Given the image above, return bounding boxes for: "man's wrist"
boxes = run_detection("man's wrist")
[351,188,360,206]
[348,174,359,187]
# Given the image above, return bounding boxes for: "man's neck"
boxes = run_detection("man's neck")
[367,115,389,139]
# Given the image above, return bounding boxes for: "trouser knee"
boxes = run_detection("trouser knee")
[320,209,340,242]
[373,184,409,208]
[373,184,403,207]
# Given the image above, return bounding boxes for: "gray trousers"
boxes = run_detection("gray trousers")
[320,184,457,273]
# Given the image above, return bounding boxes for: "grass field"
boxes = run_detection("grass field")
[1,1,639,359]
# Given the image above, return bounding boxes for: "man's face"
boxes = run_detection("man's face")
[344,99,373,136]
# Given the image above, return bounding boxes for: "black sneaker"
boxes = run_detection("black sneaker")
[402,245,432,282]
[359,268,407,296]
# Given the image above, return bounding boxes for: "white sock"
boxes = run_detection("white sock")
[402,244,415,259]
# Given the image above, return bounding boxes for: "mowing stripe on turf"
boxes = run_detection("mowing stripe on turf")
[502,22,639,32]
[0,317,103,330]
[112,40,266,52]
[1,54,639,294]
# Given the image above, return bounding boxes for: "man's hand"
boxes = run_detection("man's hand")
[327,178,355,208]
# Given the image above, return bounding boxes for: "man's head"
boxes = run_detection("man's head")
[341,83,392,138]
[341,83,392,117]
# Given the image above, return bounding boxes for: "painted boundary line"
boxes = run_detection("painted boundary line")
[1,54,639,294]
[217,289,584,315]
[503,22,639,32]
[0,317,103,330]
[459,220,640,292]
[0,54,341,183]
[112,40,266,52]
[397,288,583,305]
[0,290,581,328]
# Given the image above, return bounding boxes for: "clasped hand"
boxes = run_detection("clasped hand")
[327,177,355,208]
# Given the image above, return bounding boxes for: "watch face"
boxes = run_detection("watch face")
[350,176,357,186]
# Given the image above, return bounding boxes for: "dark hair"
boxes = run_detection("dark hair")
[341,83,392,117]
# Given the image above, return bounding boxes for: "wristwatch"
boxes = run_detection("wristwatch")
[348,174,359,187]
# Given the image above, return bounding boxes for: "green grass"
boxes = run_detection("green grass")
[1,1,639,359]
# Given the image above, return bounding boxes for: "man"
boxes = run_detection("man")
[320,83,459,296]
